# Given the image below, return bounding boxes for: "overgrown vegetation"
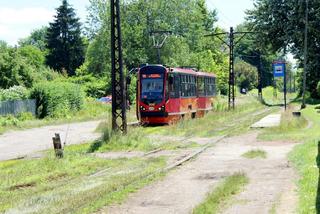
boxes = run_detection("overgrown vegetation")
[0,86,29,101]
[31,81,85,118]
[0,148,166,213]
[0,99,110,134]
[242,149,267,159]
[193,173,249,214]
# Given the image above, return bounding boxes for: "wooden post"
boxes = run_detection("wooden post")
[52,133,63,158]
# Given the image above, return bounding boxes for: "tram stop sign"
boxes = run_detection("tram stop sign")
[273,61,286,78]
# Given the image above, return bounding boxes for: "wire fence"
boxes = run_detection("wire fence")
[0,99,36,116]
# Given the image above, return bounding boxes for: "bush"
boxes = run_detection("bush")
[17,112,34,121]
[0,86,29,101]
[0,115,19,126]
[317,81,320,97]
[31,82,85,118]
[68,74,109,98]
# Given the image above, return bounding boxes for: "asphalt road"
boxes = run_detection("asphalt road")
[0,120,102,161]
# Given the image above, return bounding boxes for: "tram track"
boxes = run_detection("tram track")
[94,106,278,213]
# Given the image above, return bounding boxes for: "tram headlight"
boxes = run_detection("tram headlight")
[140,106,146,111]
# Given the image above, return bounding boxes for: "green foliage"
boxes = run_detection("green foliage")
[235,59,258,90]
[18,27,48,52]
[0,41,60,89]
[68,73,108,98]
[0,115,19,127]
[46,0,85,76]
[0,86,29,101]
[317,81,320,97]
[16,112,34,121]
[84,0,224,82]
[0,113,34,129]
[247,0,320,98]
[31,82,85,118]
[17,45,45,69]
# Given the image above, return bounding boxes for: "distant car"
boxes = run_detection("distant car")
[97,96,112,103]
[240,88,247,94]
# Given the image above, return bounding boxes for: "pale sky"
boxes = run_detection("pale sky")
[0,0,254,45]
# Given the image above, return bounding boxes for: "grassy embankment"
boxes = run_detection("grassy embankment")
[259,101,320,213]
[193,173,249,214]
[0,147,166,213]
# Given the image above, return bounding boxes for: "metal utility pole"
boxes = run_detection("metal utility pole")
[150,30,172,64]
[284,60,287,110]
[229,27,235,109]
[110,0,127,133]
[302,0,308,109]
[258,53,263,101]
[206,27,254,110]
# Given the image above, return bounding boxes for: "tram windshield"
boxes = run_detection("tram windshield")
[141,73,164,104]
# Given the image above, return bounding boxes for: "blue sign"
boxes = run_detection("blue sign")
[273,61,286,78]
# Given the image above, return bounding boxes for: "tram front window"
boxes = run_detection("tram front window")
[141,76,164,104]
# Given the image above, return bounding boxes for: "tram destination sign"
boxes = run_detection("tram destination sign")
[273,60,286,78]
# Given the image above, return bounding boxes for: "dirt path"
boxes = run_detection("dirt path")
[103,132,298,214]
[0,120,102,161]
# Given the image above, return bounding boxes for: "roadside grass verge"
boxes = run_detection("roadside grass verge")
[193,173,249,214]
[259,103,320,213]
[0,99,111,134]
[0,147,166,213]
[242,149,267,159]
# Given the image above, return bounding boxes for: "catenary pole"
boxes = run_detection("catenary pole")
[110,0,127,133]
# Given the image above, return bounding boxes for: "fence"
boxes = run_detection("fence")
[0,99,36,116]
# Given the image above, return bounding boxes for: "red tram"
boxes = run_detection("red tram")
[137,64,216,124]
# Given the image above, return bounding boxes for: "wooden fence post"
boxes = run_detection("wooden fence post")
[52,133,63,158]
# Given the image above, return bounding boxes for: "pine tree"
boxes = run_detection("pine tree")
[46,0,85,76]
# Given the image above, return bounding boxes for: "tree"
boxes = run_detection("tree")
[46,0,85,76]
[234,23,279,87]
[18,27,48,52]
[234,59,258,90]
[247,0,320,98]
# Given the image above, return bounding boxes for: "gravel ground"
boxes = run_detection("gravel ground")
[103,131,298,214]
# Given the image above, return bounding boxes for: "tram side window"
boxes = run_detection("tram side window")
[180,74,196,97]
[181,75,186,97]
[197,77,205,96]
[169,73,180,98]
[204,77,216,96]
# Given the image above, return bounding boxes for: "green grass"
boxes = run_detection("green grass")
[81,94,277,154]
[258,102,320,213]
[193,173,249,214]
[258,104,308,142]
[146,96,277,138]
[0,146,166,213]
[242,149,267,159]
[250,86,297,107]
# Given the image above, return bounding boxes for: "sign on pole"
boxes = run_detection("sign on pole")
[272,60,287,110]
[273,61,286,78]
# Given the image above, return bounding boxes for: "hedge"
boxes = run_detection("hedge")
[31,82,85,118]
